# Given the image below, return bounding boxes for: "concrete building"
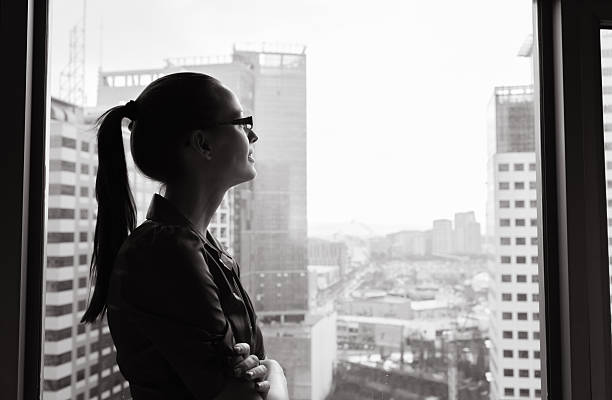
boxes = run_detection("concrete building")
[261,312,337,400]
[387,230,428,257]
[432,219,454,254]
[486,85,541,400]
[453,211,482,255]
[44,98,129,400]
[308,237,349,276]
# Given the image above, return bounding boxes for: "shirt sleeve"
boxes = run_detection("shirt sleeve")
[115,224,235,399]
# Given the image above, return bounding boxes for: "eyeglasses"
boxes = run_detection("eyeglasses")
[214,116,253,133]
[184,116,257,146]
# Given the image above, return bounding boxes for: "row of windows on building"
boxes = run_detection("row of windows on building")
[501,311,540,321]
[48,207,91,219]
[498,181,537,190]
[502,367,541,379]
[502,331,542,346]
[46,342,115,370]
[501,293,540,303]
[500,255,539,264]
[499,199,538,208]
[48,231,91,243]
[46,299,88,317]
[503,387,541,398]
[500,237,538,246]
[47,254,89,268]
[49,159,97,175]
[45,323,91,342]
[497,163,536,172]
[501,274,539,283]
[499,218,538,227]
[49,184,92,197]
[50,136,97,153]
[502,331,541,341]
[45,276,88,292]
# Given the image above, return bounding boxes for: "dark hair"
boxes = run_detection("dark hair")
[81,72,226,323]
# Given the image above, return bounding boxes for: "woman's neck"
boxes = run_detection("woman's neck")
[162,181,226,238]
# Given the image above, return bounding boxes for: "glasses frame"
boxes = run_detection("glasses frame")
[184,116,256,146]
[211,116,253,132]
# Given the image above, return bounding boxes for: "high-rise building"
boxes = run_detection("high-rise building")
[308,237,349,276]
[231,45,309,320]
[453,211,482,254]
[261,312,337,400]
[432,219,454,254]
[386,230,427,257]
[486,85,541,400]
[44,98,129,400]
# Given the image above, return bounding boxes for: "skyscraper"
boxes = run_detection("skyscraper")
[44,98,129,400]
[432,219,454,254]
[453,211,482,255]
[231,44,309,321]
[486,85,541,400]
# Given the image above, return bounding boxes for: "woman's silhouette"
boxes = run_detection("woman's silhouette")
[80,72,289,399]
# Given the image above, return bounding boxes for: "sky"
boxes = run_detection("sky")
[49,0,534,234]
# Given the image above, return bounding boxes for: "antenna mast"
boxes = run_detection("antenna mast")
[59,0,86,106]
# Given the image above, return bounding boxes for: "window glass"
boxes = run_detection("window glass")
[600,29,612,361]
[45,1,540,399]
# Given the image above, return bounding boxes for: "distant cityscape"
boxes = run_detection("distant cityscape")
[44,30,612,400]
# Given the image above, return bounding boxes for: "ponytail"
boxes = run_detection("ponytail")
[81,104,137,323]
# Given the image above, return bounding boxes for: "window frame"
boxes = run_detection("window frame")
[2,0,612,399]
[534,0,612,398]
[0,0,49,398]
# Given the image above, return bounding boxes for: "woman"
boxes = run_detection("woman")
[80,72,289,400]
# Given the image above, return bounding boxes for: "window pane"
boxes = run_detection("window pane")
[45,1,540,400]
[600,30,612,358]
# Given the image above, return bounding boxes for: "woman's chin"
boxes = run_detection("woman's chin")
[238,168,257,184]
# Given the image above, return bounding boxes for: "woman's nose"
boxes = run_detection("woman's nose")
[249,131,258,143]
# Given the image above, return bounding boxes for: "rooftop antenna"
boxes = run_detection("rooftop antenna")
[59,0,86,106]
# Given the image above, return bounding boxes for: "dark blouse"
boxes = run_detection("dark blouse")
[107,193,265,399]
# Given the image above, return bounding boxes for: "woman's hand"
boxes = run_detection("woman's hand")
[228,343,270,397]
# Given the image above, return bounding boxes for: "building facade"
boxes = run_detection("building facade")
[261,311,337,400]
[432,219,454,254]
[453,211,482,255]
[44,98,129,400]
[486,85,541,400]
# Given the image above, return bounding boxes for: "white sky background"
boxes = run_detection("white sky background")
[49,0,533,234]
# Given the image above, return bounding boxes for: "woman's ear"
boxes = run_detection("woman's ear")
[189,130,213,160]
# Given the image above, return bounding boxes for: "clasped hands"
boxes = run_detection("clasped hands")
[227,343,275,398]
[228,343,289,400]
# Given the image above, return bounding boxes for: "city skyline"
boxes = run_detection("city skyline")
[49,0,534,230]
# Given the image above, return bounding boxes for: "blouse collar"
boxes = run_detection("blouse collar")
[145,193,231,258]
